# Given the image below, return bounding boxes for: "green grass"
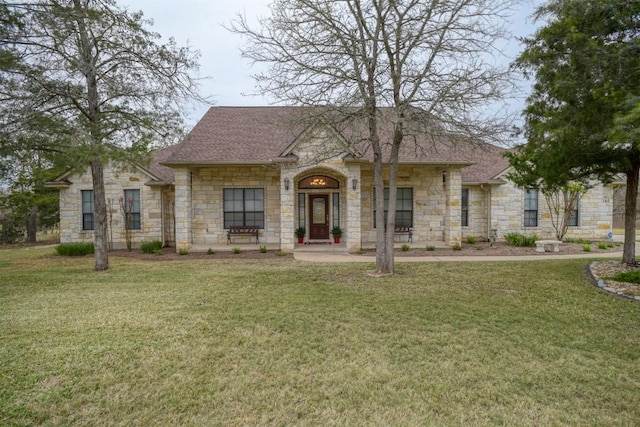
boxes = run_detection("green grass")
[608,270,640,284]
[1,248,640,425]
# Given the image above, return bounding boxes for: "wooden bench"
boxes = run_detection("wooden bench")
[535,240,561,253]
[227,227,260,244]
[391,226,413,243]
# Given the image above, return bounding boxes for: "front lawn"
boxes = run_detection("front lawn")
[1,248,639,425]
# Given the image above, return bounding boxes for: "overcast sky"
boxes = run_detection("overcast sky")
[122,0,541,127]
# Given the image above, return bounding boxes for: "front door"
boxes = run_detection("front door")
[309,194,329,239]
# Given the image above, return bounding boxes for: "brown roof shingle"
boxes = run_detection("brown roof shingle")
[161,106,510,183]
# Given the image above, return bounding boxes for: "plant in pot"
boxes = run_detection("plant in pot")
[295,226,306,244]
[331,226,342,243]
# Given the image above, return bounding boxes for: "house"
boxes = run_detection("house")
[47,106,615,252]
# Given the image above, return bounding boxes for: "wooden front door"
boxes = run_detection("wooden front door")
[309,194,329,239]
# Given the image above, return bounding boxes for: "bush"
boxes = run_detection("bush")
[608,270,640,284]
[259,245,267,253]
[207,248,214,255]
[232,247,241,254]
[504,233,538,247]
[597,242,608,250]
[464,236,477,244]
[178,247,188,255]
[426,245,436,251]
[275,250,286,256]
[452,243,462,251]
[582,244,591,252]
[401,244,410,252]
[565,237,592,244]
[140,240,163,254]
[55,242,95,256]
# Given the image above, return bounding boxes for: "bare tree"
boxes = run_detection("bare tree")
[231,0,518,274]
[1,0,207,270]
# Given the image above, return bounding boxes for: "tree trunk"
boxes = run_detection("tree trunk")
[622,164,639,265]
[91,159,109,270]
[27,206,37,243]
[73,0,109,270]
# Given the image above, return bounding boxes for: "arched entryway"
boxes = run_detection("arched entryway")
[296,174,342,242]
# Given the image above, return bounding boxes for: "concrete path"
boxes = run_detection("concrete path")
[293,250,626,263]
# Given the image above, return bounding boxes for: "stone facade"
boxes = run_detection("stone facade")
[51,126,614,251]
[480,179,613,241]
[56,164,166,249]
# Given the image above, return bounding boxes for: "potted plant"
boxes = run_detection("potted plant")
[331,226,342,243]
[295,226,306,244]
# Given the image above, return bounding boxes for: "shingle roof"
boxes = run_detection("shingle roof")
[161,106,510,184]
[148,144,179,184]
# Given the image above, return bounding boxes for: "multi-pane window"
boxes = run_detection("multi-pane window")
[81,190,94,230]
[332,193,340,228]
[373,187,413,228]
[124,189,141,230]
[524,189,538,227]
[224,188,265,228]
[569,203,579,226]
[461,188,469,227]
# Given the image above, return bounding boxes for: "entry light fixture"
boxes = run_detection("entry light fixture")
[284,178,290,190]
[352,178,358,190]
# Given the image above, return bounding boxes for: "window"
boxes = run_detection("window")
[524,189,538,227]
[569,203,579,227]
[373,187,413,228]
[123,189,141,230]
[224,188,264,228]
[81,190,94,230]
[332,193,340,228]
[298,193,306,229]
[461,188,469,227]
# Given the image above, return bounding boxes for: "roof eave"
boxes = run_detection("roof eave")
[44,180,71,188]
[160,160,274,167]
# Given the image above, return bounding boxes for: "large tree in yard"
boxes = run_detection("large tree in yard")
[507,0,640,264]
[0,0,205,270]
[231,0,518,274]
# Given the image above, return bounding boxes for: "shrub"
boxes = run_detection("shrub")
[504,233,538,247]
[275,250,286,256]
[464,236,477,244]
[607,270,640,284]
[401,244,410,252]
[140,240,163,254]
[207,248,214,255]
[178,247,188,255]
[55,242,95,256]
[452,243,462,251]
[597,242,608,250]
[607,243,614,248]
[232,247,241,254]
[565,237,592,244]
[426,245,436,251]
[152,248,164,256]
[582,244,591,252]
[259,245,267,253]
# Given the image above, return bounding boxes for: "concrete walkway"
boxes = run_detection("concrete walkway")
[292,250,626,263]
[292,233,639,263]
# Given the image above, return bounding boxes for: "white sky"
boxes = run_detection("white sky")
[122,0,541,128]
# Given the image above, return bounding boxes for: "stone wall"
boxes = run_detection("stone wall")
[358,165,462,246]
[187,166,282,246]
[489,179,613,240]
[58,165,165,249]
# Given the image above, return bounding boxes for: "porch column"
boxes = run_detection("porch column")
[346,170,361,251]
[280,172,295,251]
[174,168,192,251]
[444,168,462,246]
